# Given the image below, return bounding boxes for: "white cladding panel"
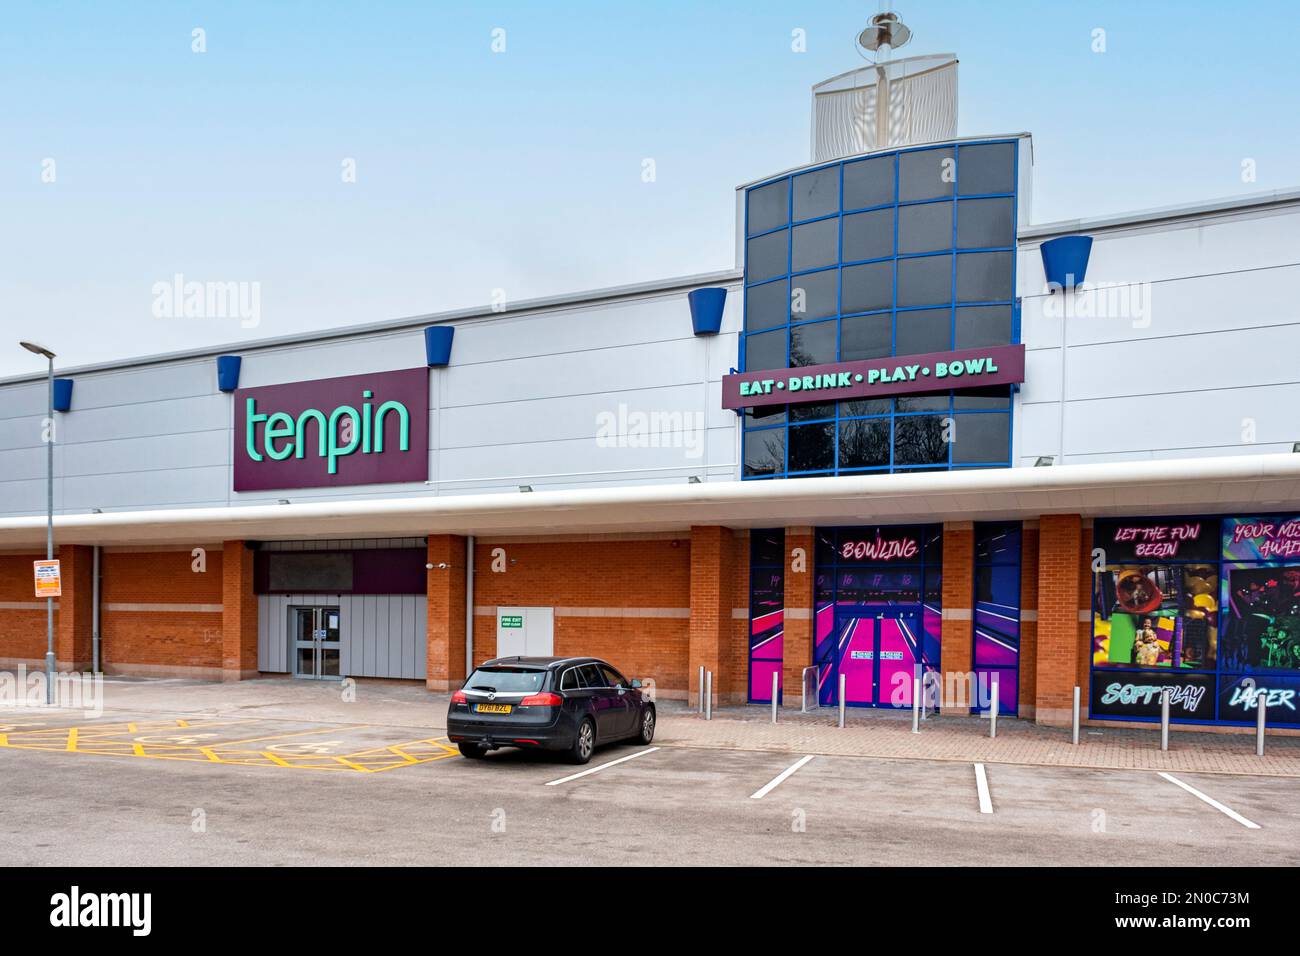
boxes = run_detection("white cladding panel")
[1014,202,1300,467]
[0,281,742,516]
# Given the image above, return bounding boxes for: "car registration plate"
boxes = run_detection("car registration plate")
[475,703,512,714]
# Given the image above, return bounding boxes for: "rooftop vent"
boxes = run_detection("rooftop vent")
[811,12,957,162]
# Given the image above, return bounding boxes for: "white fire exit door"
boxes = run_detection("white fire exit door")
[496,607,554,658]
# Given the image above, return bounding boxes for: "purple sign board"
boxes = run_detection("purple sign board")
[722,344,1026,410]
[233,367,429,492]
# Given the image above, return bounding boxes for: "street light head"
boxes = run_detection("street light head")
[19,341,55,360]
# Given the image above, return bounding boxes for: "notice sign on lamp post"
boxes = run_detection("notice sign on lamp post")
[34,559,62,598]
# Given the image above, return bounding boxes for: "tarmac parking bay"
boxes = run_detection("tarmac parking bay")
[1,709,1298,866]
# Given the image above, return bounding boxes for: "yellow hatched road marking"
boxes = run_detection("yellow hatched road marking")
[0,720,458,774]
[207,724,373,749]
[332,757,374,773]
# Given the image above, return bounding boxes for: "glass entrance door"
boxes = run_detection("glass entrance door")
[293,606,342,680]
[831,609,923,708]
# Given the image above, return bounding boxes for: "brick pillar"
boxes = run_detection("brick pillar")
[1077,521,1094,699]
[55,544,93,670]
[729,530,751,705]
[688,526,735,708]
[1018,522,1040,718]
[782,527,814,708]
[940,522,974,710]
[221,540,259,680]
[1035,514,1083,726]
[426,535,468,692]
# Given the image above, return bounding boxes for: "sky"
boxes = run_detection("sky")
[3,0,1298,378]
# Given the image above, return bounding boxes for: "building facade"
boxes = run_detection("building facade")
[5,53,1300,733]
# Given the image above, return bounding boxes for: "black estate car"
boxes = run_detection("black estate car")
[447,656,655,764]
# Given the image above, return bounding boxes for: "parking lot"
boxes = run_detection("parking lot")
[1,679,1296,867]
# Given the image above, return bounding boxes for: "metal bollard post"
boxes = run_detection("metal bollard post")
[705,670,712,721]
[838,674,846,728]
[698,665,704,714]
[911,675,921,733]
[1257,694,1267,757]
[1072,686,1081,746]
[771,671,778,723]
[1160,687,1170,752]
[990,672,999,739]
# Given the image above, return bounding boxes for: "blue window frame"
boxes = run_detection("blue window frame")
[740,139,1019,479]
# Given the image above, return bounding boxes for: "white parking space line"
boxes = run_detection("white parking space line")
[544,747,660,786]
[973,763,993,814]
[1158,772,1261,829]
[750,754,816,800]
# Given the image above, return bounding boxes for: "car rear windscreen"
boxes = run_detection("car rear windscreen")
[464,668,546,693]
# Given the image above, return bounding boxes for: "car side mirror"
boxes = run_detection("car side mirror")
[630,679,642,689]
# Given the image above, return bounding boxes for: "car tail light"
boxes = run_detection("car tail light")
[519,692,563,707]
[451,690,467,704]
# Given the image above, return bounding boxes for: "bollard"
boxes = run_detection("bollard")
[698,665,705,714]
[771,671,778,723]
[1257,694,1267,757]
[705,670,712,721]
[912,675,921,733]
[838,674,846,728]
[1160,687,1170,752]
[990,672,1000,739]
[1072,686,1081,746]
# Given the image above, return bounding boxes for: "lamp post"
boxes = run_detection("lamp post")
[20,340,56,704]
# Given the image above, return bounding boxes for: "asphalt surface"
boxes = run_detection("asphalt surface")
[2,721,1297,866]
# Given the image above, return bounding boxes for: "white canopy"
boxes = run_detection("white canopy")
[2,453,1300,548]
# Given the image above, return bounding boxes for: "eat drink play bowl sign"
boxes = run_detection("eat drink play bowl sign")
[721,344,1026,410]
[234,368,429,492]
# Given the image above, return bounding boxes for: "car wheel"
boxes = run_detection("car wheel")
[458,742,487,759]
[634,706,656,745]
[569,718,595,765]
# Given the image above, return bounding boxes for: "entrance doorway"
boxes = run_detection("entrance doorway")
[292,606,342,679]
[829,608,927,708]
